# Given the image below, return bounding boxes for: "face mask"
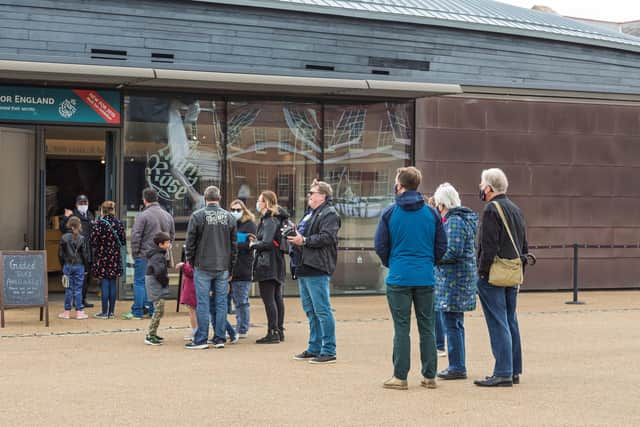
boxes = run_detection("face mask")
[231,211,242,221]
[479,187,487,202]
[77,205,89,214]
[256,201,261,212]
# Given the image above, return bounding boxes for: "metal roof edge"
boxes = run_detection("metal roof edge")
[461,85,640,102]
[191,0,640,55]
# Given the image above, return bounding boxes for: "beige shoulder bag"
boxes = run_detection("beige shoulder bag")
[488,202,524,287]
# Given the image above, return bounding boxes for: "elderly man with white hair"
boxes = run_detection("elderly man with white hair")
[433,182,478,381]
[475,168,528,387]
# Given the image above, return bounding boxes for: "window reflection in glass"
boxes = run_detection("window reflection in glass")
[324,102,413,294]
[227,101,321,295]
[123,96,224,292]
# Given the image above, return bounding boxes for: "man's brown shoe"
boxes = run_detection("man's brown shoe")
[383,376,408,390]
[421,377,437,389]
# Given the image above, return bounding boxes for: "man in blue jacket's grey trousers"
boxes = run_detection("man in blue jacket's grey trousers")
[374,166,447,390]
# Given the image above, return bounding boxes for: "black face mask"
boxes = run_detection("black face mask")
[479,187,487,201]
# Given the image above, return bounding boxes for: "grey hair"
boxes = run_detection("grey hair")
[204,185,221,202]
[433,182,461,210]
[481,168,509,193]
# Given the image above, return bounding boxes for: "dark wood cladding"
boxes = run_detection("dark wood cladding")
[416,97,640,290]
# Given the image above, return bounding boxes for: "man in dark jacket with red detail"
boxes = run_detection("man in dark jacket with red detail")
[475,168,528,388]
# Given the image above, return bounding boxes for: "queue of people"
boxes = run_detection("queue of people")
[57,167,528,381]
[375,166,528,389]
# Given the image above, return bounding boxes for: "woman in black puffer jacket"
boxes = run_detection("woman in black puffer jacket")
[251,190,288,344]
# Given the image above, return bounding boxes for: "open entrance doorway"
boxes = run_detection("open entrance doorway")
[44,126,118,294]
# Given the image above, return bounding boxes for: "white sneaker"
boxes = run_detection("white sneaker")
[229,335,239,344]
[437,350,447,358]
[238,333,248,339]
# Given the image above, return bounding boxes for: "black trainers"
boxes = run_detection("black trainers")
[155,335,164,341]
[309,355,336,364]
[293,350,318,361]
[144,335,162,346]
[184,342,209,350]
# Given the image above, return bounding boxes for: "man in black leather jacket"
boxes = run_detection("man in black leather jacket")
[184,185,237,350]
[288,180,341,365]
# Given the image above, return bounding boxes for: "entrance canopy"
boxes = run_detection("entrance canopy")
[0,60,462,99]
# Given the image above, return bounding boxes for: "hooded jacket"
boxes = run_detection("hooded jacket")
[374,190,447,286]
[435,207,479,312]
[145,247,170,301]
[252,208,289,285]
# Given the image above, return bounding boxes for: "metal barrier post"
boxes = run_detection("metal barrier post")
[566,243,585,305]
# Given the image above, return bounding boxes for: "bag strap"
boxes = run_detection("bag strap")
[100,218,124,247]
[491,201,520,258]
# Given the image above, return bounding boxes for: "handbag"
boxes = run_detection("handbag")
[488,201,524,287]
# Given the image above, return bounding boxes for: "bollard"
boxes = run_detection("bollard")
[566,243,585,305]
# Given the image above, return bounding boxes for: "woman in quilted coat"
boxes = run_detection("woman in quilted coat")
[90,200,126,319]
[433,183,478,380]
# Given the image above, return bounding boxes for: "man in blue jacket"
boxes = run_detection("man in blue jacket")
[374,166,447,390]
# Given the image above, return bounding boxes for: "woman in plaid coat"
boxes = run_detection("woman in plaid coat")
[433,183,478,380]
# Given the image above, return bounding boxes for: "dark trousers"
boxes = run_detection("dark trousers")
[435,310,445,351]
[259,280,284,332]
[477,278,522,377]
[386,285,437,381]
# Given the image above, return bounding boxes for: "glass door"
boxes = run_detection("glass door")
[0,125,37,250]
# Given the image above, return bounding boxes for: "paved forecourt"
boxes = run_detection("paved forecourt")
[1,291,639,426]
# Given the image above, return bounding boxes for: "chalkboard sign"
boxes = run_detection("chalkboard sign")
[0,251,49,327]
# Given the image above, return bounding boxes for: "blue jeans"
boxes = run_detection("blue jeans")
[386,285,437,380]
[63,264,85,311]
[100,278,117,315]
[231,281,251,334]
[194,269,229,345]
[477,278,522,377]
[435,310,445,351]
[298,275,336,356]
[443,311,466,373]
[131,258,152,317]
[210,292,236,342]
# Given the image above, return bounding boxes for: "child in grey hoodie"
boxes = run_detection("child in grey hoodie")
[144,232,172,345]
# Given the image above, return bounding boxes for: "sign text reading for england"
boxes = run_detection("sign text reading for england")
[0,86,121,125]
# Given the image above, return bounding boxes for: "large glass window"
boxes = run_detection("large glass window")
[324,102,413,294]
[123,96,224,295]
[122,96,413,296]
[227,101,321,295]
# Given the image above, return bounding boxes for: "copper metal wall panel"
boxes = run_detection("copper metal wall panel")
[416,97,640,290]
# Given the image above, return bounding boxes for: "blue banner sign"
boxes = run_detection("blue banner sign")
[0,86,121,125]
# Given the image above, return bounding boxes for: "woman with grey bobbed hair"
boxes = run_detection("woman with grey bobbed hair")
[433,182,478,380]
[475,168,528,387]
